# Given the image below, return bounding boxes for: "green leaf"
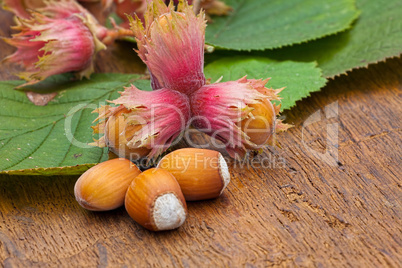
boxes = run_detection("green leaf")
[0,73,148,175]
[205,0,359,51]
[204,57,327,111]
[265,0,402,77]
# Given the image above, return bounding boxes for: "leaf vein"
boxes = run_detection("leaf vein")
[2,123,57,170]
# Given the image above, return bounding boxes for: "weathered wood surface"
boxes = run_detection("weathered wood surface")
[0,7,401,267]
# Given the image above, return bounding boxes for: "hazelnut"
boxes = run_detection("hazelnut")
[240,99,275,148]
[125,168,187,231]
[157,148,230,201]
[74,158,141,211]
[104,107,151,160]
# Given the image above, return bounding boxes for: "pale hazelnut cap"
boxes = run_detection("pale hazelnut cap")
[153,193,186,231]
[218,153,230,195]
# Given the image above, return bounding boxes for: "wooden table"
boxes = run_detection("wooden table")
[0,8,401,267]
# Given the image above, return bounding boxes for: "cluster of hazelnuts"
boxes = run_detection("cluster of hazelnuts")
[74,148,230,231]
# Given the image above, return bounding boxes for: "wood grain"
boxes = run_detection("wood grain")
[0,7,401,267]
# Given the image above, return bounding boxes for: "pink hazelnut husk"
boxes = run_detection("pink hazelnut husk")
[2,11,106,87]
[91,86,191,160]
[190,76,291,158]
[129,0,206,94]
